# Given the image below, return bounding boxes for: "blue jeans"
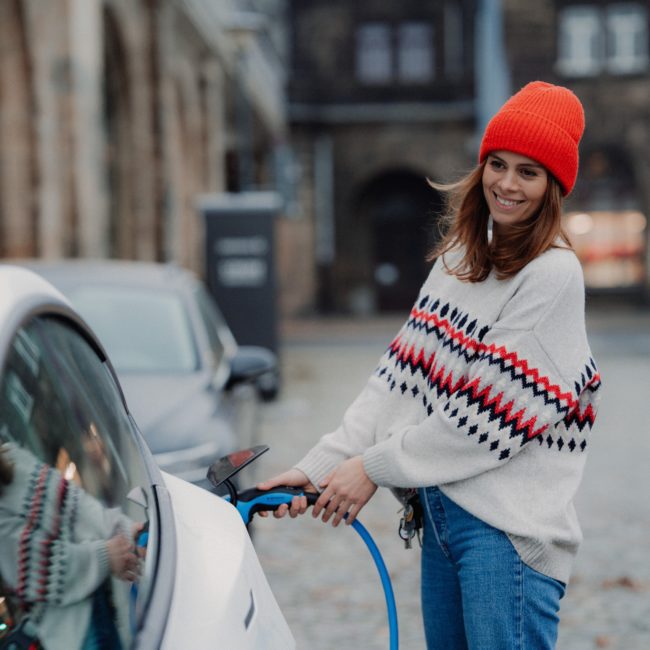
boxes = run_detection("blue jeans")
[81,584,123,650]
[419,487,565,650]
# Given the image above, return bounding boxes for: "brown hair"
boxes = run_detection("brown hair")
[428,161,571,282]
[0,447,14,494]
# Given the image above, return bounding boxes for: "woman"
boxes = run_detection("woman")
[259,81,602,648]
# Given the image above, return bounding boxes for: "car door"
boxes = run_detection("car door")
[0,314,158,650]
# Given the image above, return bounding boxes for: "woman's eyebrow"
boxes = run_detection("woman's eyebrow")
[490,154,543,169]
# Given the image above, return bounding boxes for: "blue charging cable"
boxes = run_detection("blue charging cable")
[350,518,399,650]
[226,486,399,650]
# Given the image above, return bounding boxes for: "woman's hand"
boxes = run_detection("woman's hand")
[107,534,140,582]
[256,468,318,519]
[313,456,377,527]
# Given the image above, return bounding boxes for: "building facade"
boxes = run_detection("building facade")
[504,0,650,296]
[288,0,479,314]
[287,0,650,314]
[0,0,288,277]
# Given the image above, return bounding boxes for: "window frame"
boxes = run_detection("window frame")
[557,2,649,77]
[355,21,393,85]
[557,4,604,77]
[397,21,435,84]
[605,3,649,74]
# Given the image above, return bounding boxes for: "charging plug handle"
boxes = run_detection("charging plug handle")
[234,486,318,524]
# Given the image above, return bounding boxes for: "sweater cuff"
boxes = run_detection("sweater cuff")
[294,447,340,491]
[97,540,112,580]
[362,443,392,487]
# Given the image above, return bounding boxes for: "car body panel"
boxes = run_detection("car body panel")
[160,472,294,649]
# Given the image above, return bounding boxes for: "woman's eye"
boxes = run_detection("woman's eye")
[521,168,537,177]
[489,160,504,169]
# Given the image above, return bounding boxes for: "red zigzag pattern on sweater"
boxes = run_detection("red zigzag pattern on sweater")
[384,306,599,438]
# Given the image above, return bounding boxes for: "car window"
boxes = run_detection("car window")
[194,285,232,366]
[0,316,155,649]
[69,285,198,373]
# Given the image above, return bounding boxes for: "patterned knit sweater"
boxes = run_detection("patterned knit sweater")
[0,442,132,650]
[296,246,601,583]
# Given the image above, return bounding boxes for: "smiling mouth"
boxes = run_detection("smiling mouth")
[494,193,524,209]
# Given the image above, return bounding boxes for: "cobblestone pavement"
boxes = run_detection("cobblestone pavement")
[252,307,650,649]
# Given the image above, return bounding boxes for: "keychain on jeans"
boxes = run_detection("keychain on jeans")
[398,494,423,549]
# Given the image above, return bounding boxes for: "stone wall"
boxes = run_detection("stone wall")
[0,0,285,281]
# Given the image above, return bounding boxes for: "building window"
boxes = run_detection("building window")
[397,22,434,83]
[557,3,649,76]
[606,4,649,73]
[356,23,392,84]
[356,21,437,85]
[557,5,603,76]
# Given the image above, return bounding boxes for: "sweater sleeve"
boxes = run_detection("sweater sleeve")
[0,505,112,608]
[295,373,390,490]
[363,253,601,488]
[0,444,132,608]
[36,482,136,606]
[294,256,450,489]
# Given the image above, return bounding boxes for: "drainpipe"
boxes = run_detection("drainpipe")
[475,0,511,139]
[314,134,335,311]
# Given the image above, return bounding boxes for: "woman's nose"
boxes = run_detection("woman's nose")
[499,169,519,192]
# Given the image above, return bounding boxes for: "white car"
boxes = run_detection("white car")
[0,265,294,649]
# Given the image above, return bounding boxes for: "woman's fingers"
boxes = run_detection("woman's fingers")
[293,494,311,516]
[345,502,363,525]
[253,467,317,521]
[258,485,365,526]
[321,493,341,523]
[273,503,290,518]
[331,499,352,527]
[260,495,308,519]
[312,487,332,518]
[257,462,377,526]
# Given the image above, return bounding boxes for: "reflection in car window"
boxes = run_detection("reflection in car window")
[0,316,153,649]
[70,286,198,373]
[194,285,230,367]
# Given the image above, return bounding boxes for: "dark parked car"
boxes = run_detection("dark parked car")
[0,264,294,649]
[19,260,277,488]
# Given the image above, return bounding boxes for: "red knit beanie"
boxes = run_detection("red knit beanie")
[479,81,585,196]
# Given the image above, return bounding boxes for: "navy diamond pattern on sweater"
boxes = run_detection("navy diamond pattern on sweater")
[375,294,600,458]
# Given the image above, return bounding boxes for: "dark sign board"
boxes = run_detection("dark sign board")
[200,192,282,354]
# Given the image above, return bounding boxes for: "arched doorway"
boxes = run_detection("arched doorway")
[354,170,443,312]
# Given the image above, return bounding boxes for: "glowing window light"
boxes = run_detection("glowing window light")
[622,210,647,233]
[567,212,594,235]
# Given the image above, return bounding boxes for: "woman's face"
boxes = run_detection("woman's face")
[482,150,548,228]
